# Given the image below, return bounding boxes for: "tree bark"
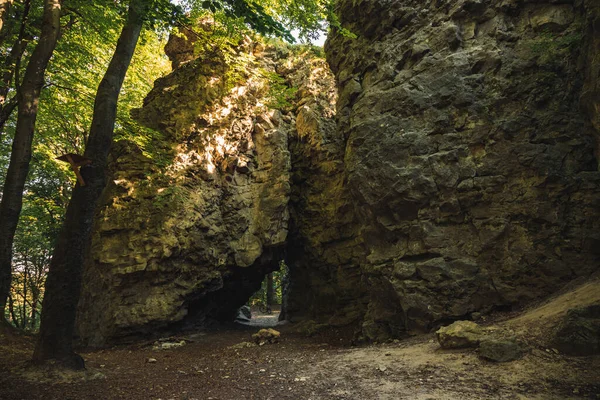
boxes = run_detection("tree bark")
[0,0,61,325]
[7,293,18,327]
[266,273,274,314]
[33,0,145,369]
[21,263,28,328]
[0,0,31,136]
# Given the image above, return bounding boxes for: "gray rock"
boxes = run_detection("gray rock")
[236,305,252,322]
[323,0,600,340]
[479,339,523,362]
[553,304,600,356]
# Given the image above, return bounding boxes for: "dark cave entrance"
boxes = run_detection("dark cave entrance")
[175,248,289,331]
[237,260,288,327]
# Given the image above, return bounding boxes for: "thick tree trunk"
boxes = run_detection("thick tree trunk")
[33,0,145,369]
[266,273,274,314]
[0,0,61,324]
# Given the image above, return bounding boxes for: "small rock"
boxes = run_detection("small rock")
[479,339,523,362]
[252,328,281,345]
[146,358,157,363]
[553,304,600,356]
[471,312,482,321]
[436,321,485,349]
[152,340,186,351]
[229,341,256,350]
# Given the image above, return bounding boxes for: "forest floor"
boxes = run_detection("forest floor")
[1,284,599,400]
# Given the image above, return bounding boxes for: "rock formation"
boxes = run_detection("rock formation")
[77,0,600,345]
[75,34,339,344]
[324,0,600,340]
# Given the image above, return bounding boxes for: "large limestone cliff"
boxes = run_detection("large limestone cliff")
[76,36,337,344]
[324,0,600,339]
[77,0,600,345]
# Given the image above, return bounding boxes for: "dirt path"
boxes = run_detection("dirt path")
[0,320,598,400]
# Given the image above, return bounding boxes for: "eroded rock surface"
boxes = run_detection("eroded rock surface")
[78,0,600,345]
[324,0,600,339]
[76,38,336,345]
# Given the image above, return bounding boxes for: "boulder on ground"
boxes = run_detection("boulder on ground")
[294,319,327,337]
[436,321,485,349]
[479,339,523,362]
[252,328,280,345]
[553,304,600,356]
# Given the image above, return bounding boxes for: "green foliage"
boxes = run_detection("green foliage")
[248,260,287,309]
[178,0,294,42]
[528,28,583,65]
[262,70,297,110]
[4,143,71,331]
[144,0,187,30]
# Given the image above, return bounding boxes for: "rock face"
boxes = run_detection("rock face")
[76,37,336,344]
[77,0,600,345]
[324,0,600,338]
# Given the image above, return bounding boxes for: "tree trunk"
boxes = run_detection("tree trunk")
[33,0,145,369]
[21,263,28,328]
[30,286,38,330]
[0,0,32,118]
[266,273,274,314]
[0,0,61,325]
[7,293,18,327]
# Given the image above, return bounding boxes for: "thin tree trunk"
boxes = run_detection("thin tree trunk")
[0,0,61,324]
[30,286,38,330]
[7,293,18,327]
[266,273,274,314]
[0,0,30,137]
[22,261,29,328]
[0,0,31,104]
[33,0,145,369]
[20,264,28,328]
